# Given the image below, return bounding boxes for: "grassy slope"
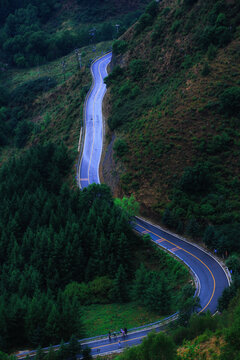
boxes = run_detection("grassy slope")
[106,0,240,230]
[0,41,112,185]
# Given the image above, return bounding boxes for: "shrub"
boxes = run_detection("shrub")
[14,120,32,148]
[207,44,217,60]
[151,19,165,43]
[135,13,152,34]
[130,59,145,81]
[201,62,211,76]
[104,66,123,87]
[10,77,56,106]
[145,1,159,17]
[113,138,128,158]
[219,86,240,116]
[186,217,200,238]
[179,162,213,194]
[112,39,128,55]
[171,20,181,34]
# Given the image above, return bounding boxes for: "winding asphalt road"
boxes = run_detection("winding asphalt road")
[77,52,230,354]
[78,53,112,189]
[17,53,230,359]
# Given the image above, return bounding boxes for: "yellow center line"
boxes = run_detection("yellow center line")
[136,223,216,313]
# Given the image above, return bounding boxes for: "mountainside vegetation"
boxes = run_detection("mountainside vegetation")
[0,0,150,68]
[105,0,240,252]
[1,0,240,359]
[0,143,190,353]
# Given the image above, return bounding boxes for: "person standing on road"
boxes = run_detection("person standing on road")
[118,340,121,349]
[124,327,128,336]
[108,331,111,341]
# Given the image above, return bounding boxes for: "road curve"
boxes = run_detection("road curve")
[79,52,230,313]
[78,53,112,189]
[17,53,230,359]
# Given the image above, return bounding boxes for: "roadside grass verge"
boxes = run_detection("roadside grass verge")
[81,302,165,337]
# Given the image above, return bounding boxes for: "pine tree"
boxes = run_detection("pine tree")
[111,264,128,302]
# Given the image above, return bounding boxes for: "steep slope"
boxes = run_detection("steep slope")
[104,0,240,241]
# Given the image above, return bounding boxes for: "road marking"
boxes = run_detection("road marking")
[136,222,216,313]
[155,239,165,244]
[170,246,180,252]
[79,52,111,188]
[87,56,111,183]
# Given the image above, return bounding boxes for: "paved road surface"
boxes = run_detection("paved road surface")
[17,52,230,359]
[79,53,111,189]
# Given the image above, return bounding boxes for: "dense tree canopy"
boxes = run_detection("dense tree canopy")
[0,143,135,349]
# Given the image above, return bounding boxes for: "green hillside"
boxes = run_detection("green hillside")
[104,0,240,249]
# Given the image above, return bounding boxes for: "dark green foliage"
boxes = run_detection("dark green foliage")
[201,62,211,76]
[173,311,219,345]
[198,132,232,155]
[218,291,240,359]
[203,224,240,254]
[207,44,217,60]
[131,251,189,313]
[0,143,136,349]
[10,77,56,106]
[179,162,213,194]
[113,138,128,158]
[194,24,231,50]
[177,284,200,326]
[104,66,124,87]
[171,20,181,34]
[183,0,198,6]
[120,332,177,360]
[15,120,32,148]
[162,208,178,229]
[219,87,240,116]
[145,1,158,17]
[0,86,9,106]
[135,13,152,34]
[186,217,200,239]
[130,59,145,81]
[110,265,129,302]
[151,19,165,43]
[112,40,128,55]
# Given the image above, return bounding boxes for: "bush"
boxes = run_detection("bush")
[179,162,213,194]
[201,62,211,76]
[207,44,217,60]
[10,77,56,106]
[145,1,159,17]
[151,19,165,43]
[219,87,240,116]
[113,138,128,158]
[104,66,124,87]
[135,13,152,34]
[14,120,32,148]
[112,40,128,55]
[130,59,145,81]
[171,20,181,34]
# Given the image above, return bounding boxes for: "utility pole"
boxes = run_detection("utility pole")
[89,28,96,51]
[75,49,82,70]
[115,24,120,34]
